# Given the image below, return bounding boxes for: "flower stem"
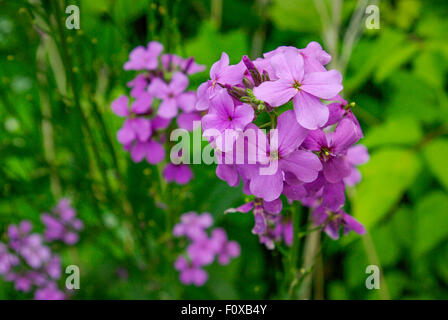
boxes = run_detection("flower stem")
[286,203,302,299]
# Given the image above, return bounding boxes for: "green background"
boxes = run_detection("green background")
[1,0,448,299]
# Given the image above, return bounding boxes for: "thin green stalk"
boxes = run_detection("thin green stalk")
[36,42,62,199]
[51,0,116,204]
[287,203,302,299]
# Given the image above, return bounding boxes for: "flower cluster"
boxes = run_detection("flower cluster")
[112,41,205,185]
[0,221,64,299]
[173,212,240,286]
[0,199,81,299]
[41,198,83,244]
[225,199,292,249]
[196,43,369,246]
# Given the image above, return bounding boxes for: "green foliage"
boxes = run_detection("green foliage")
[353,148,421,229]
[184,21,249,67]
[415,191,448,255]
[423,139,448,192]
[1,0,448,300]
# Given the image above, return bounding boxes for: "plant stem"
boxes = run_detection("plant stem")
[362,232,391,299]
[287,203,302,299]
[298,215,321,300]
[36,42,62,199]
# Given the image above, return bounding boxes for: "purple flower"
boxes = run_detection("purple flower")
[209,229,241,265]
[202,90,254,142]
[19,234,51,269]
[161,54,206,74]
[163,163,193,185]
[174,256,208,286]
[41,198,83,245]
[196,52,246,111]
[148,72,190,119]
[177,112,202,131]
[130,139,165,164]
[253,47,343,129]
[173,212,213,240]
[127,74,149,98]
[248,110,322,201]
[124,41,163,71]
[174,212,240,286]
[226,198,285,249]
[8,220,32,250]
[0,242,18,275]
[344,144,369,187]
[312,205,365,239]
[303,117,362,183]
[116,118,152,146]
[34,283,65,300]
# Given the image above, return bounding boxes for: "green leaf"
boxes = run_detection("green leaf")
[415,191,448,255]
[113,0,149,23]
[43,36,67,96]
[353,148,421,228]
[385,71,439,124]
[374,42,419,83]
[363,116,422,149]
[371,223,401,267]
[345,30,407,93]
[270,0,320,33]
[184,22,248,68]
[423,138,448,192]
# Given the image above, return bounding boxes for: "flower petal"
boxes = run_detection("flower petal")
[131,118,152,141]
[131,92,152,114]
[280,150,322,183]
[116,120,135,145]
[301,70,343,99]
[293,91,329,130]
[249,170,284,201]
[232,103,254,130]
[270,47,304,82]
[277,110,309,156]
[158,98,178,118]
[253,80,297,107]
[130,142,146,162]
[323,157,351,183]
[177,112,201,131]
[145,140,165,164]
[346,144,369,165]
[169,72,189,95]
[177,91,197,113]
[111,95,129,117]
[148,78,169,98]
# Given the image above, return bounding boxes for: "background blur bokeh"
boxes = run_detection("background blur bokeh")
[1,0,448,299]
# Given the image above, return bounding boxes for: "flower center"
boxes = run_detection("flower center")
[293,81,301,90]
[319,147,334,161]
[270,150,279,161]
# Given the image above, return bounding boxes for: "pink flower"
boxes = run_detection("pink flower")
[253,47,343,129]
[130,139,165,164]
[163,163,193,185]
[196,52,246,111]
[148,72,191,119]
[247,110,322,201]
[124,41,163,71]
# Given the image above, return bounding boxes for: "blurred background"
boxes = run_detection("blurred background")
[1,0,448,299]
